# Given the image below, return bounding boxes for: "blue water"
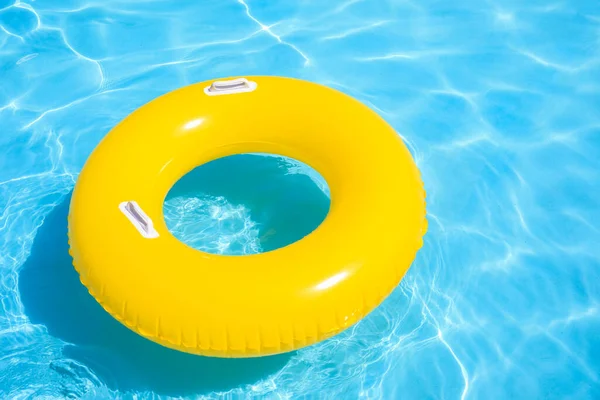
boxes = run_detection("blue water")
[1,0,600,398]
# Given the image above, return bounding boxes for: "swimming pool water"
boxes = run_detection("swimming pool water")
[1,0,600,398]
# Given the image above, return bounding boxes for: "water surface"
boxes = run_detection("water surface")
[1,0,599,398]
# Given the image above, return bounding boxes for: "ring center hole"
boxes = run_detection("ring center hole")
[163,154,331,255]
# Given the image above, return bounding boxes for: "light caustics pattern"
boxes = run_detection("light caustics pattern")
[1,0,600,399]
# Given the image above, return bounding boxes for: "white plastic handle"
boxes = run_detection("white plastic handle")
[204,78,257,96]
[119,201,159,238]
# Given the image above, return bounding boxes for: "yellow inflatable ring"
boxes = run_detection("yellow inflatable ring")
[68,76,427,358]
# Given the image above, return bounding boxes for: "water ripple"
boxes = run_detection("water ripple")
[237,0,310,66]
